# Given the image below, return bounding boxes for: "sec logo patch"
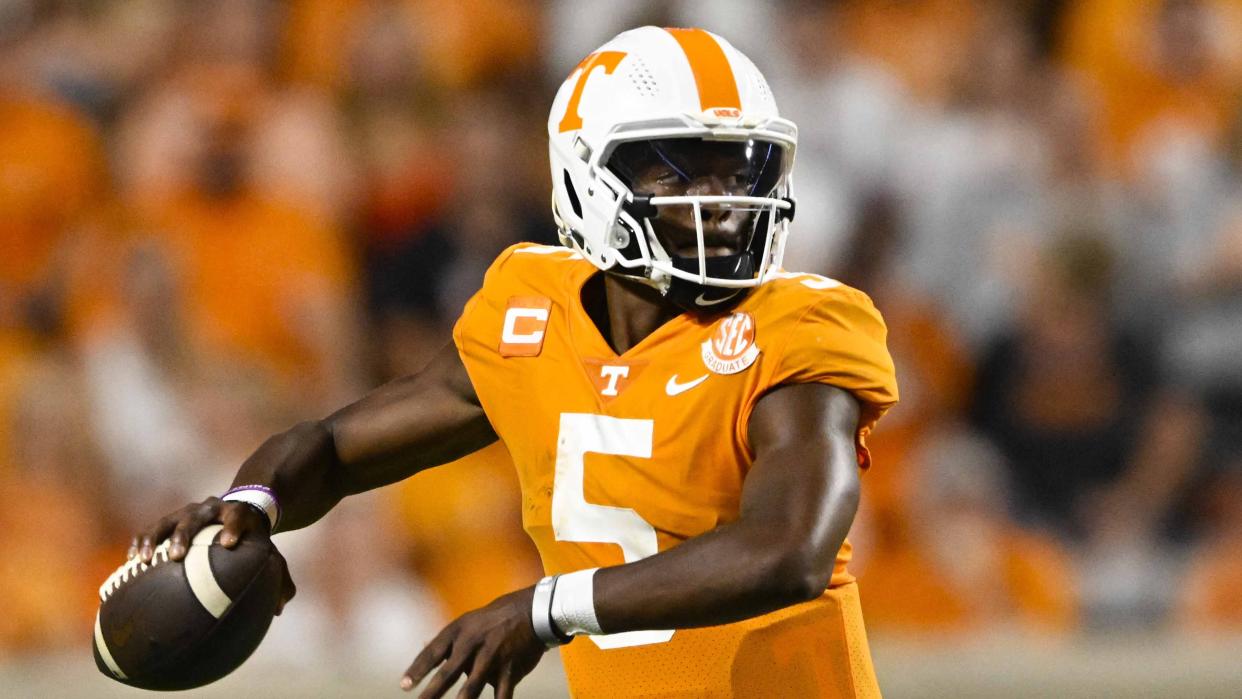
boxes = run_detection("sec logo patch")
[701,312,760,374]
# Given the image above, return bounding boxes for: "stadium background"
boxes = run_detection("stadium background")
[2,0,1242,696]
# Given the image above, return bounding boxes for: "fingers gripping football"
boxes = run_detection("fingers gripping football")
[131,499,252,562]
[128,498,296,613]
[401,588,545,699]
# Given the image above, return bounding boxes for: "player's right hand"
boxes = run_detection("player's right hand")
[128,497,297,613]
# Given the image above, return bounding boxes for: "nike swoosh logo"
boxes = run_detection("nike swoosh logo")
[694,290,740,307]
[666,374,709,396]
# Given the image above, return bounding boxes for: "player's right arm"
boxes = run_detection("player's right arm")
[129,341,496,569]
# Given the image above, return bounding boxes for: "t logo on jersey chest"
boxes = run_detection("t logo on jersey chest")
[582,358,646,402]
[499,296,553,357]
[599,365,629,395]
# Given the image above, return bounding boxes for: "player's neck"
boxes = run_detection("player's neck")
[583,273,680,354]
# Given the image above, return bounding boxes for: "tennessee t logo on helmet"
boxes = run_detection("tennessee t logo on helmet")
[556,28,743,133]
[547,26,798,311]
[557,51,627,133]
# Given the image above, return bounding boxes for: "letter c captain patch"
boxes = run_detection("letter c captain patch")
[500,296,553,357]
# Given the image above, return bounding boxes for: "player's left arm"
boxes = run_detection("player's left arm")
[402,381,862,698]
[590,380,862,630]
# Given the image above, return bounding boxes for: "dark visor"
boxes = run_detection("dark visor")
[608,138,786,198]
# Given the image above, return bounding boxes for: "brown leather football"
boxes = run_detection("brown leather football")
[93,524,283,691]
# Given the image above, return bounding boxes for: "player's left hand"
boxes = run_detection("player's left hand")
[401,585,547,699]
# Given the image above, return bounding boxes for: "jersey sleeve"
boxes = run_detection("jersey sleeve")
[451,243,524,360]
[769,287,899,469]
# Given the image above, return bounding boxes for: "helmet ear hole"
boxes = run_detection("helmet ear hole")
[563,170,583,218]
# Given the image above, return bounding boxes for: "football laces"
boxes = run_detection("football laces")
[100,540,173,601]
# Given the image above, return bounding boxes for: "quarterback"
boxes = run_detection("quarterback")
[132,27,897,698]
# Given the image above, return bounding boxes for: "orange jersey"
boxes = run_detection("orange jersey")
[453,243,898,698]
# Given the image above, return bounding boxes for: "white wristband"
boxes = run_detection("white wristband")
[221,486,280,530]
[550,567,602,636]
[530,576,571,647]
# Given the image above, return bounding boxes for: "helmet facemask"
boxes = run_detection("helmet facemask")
[581,136,794,311]
[546,28,798,308]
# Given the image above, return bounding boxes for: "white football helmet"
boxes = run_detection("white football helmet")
[548,26,797,309]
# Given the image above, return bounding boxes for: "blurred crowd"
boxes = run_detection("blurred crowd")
[2,0,1241,663]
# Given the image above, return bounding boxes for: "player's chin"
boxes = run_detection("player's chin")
[673,245,739,258]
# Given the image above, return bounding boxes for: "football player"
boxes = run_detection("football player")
[131,27,897,698]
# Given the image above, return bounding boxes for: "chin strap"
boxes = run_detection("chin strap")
[592,188,787,306]
[664,252,753,312]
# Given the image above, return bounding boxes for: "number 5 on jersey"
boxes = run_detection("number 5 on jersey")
[553,413,674,649]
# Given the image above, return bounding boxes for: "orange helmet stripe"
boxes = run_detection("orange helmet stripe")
[663,28,741,111]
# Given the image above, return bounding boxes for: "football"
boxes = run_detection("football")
[93,524,284,691]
